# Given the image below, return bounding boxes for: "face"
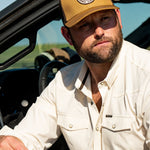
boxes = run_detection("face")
[62,10,123,64]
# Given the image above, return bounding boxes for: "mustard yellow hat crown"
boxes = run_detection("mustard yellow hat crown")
[60,0,119,27]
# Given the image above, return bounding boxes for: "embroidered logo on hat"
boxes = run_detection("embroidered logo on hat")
[77,0,94,5]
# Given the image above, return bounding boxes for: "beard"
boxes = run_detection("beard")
[71,26,123,64]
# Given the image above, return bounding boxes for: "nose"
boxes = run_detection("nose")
[94,26,104,39]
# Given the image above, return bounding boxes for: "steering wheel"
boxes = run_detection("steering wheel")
[39,60,67,94]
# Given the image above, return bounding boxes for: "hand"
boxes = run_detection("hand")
[0,135,28,150]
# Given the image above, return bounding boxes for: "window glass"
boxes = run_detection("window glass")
[0,0,16,11]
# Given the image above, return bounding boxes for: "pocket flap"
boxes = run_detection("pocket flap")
[57,114,89,131]
[102,117,131,132]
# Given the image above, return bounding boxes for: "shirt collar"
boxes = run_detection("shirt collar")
[104,40,125,88]
[75,61,92,98]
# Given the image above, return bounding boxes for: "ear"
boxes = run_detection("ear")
[115,9,122,29]
[61,26,73,45]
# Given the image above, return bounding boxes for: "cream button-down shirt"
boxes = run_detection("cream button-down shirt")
[1,40,150,150]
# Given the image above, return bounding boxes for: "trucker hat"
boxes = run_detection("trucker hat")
[60,0,119,27]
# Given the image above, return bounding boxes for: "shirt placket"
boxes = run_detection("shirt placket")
[88,81,108,150]
[87,97,100,150]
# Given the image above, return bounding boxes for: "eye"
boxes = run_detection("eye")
[79,22,89,29]
[101,16,110,22]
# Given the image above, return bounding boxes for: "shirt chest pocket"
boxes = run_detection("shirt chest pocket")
[101,117,138,150]
[102,117,131,132]
[57,114,89,131]
[57,114,90,149]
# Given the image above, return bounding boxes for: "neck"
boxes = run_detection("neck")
[86,61,112,84]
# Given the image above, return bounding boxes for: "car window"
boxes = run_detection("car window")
[0,20,73,70]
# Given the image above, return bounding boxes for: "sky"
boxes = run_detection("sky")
[116,2,150,38]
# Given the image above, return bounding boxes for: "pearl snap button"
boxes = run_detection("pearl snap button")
[96,127,99,131]
[112,124,116,129]
[69,124,73,128]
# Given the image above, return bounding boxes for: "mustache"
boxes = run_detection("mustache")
[91,36,113,47]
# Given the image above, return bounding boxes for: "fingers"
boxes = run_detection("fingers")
[0,136,28,150]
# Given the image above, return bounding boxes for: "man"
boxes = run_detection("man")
[0,0,150,149]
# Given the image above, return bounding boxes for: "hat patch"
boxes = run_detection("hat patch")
[77,0,94,5]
